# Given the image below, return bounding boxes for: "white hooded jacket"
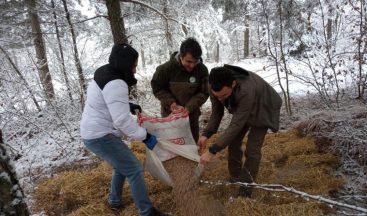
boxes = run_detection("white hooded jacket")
[80,79,146,140]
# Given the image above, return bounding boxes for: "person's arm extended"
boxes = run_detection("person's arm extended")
[216,89,255,149]
[103,80,146,141]
[202,93,224,139]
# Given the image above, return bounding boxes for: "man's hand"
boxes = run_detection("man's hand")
[170,102,188,113]
[200,151,215,165]
[170,102,178,111]
[197,136,208,155]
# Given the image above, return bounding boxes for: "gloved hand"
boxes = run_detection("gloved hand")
[143,133,157,150]
[129,102,142,115]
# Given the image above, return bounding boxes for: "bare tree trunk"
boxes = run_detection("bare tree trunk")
[0,45,41,112]
[360,2,367,99]
[61,0,85,107]
[141,47,146,68]
[327,18,332,40]
[106,0,127,44]
[327,8,332,41]
[51,0,73,103]
[278,0,292,115]
[244,15,250,58]
[307,12,312,32]
[363,14,367,54]
[181,22,188,36]
[162,0,173,55]
[256,22,261,56]
[215,41,219,62]
[106,0,138,99]
[319,0,340,106]
[26,0,55,102]
[235,30,239,61]
[261,0,288,115]
[0,130,30,216]
[356,0,367,99]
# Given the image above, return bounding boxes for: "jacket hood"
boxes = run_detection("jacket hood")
[108,43,138,87]
[170,51,180,64]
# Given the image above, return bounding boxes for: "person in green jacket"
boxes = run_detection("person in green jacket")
[199,65,282,198]
[151,38,209,142]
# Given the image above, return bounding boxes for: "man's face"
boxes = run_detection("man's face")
[132,59,138,74]
[180,53,200,72]
[211,81,236,102]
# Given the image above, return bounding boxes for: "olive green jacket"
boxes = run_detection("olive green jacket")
[205,69,282,149]
[151,52,209,115]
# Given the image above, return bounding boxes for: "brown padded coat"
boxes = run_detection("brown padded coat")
[151,52,209,115]
[205,70,282,149]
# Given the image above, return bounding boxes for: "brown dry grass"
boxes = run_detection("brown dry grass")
[33,130,344,216]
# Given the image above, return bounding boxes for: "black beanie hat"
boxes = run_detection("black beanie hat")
[108,43,139,87]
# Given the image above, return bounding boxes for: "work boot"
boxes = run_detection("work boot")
[238,186,253,198]
[239,168,254,183]
[107,200,125,212]
[237,168,254,198]
[229,176,239,183]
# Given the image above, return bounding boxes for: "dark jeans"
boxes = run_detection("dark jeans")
[227,126,268,181]
[83,134,153,216]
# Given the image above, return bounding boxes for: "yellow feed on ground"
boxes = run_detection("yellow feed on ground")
[33,130,343,216]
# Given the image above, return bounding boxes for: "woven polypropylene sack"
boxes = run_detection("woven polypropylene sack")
[140,109,200,185]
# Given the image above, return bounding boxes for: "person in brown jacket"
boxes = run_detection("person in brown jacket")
[199,64,282,197]
[151,38,209,142]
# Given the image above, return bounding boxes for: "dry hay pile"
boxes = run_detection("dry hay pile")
[33,130,343,215]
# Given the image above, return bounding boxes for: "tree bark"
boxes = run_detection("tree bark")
[141,48,146,68]
[215,41,219,62]
[0,130,30,216]
[327,5,333,40]
[106,0,139,98]
[51,0,73,103]
[307,12,312,32]
[278,1,292,116]
[327,18,332,40]
[244,15,250,58]
[319,0,340,106]
[235,30,239,61]
[61,0,85,107]
[357,0,367,99]
[106,0,127,44]
[26,0,55,102]
[162,0,173,55]
[261,0,288,115]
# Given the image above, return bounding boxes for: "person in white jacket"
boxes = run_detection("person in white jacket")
[80,43,165,216]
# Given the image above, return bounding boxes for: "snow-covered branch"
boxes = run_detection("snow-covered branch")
[200,180,367,214]
[120,0,188,28]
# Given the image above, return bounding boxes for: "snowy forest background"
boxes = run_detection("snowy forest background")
[0,0,366,215]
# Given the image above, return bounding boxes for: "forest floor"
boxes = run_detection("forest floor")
[30,95,367,216]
